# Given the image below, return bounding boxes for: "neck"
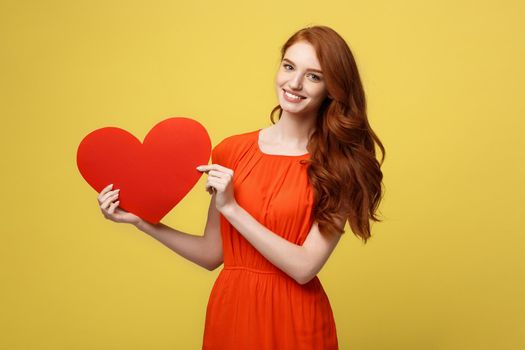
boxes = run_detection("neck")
[272,110,316,146]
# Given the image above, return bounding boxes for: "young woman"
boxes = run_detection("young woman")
[97,25,385,350]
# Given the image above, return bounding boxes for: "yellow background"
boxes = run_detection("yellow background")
[1,0,524,349]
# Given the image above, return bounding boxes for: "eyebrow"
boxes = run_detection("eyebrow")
[282,58,323,74]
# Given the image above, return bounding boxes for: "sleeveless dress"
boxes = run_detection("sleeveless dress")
[202,129,339,350]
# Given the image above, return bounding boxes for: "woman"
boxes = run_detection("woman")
[97,25,385,350]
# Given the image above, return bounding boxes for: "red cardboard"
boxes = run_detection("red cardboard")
[76,117,211,223]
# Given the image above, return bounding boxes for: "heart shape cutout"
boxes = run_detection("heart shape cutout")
[76,117,211,223]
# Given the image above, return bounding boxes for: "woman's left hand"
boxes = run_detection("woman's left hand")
[196,164,237,213]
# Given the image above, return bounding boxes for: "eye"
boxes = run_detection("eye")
[309,73,321,81]
[282,63,322,81]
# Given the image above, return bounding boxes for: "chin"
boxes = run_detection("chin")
[281,106,305,115]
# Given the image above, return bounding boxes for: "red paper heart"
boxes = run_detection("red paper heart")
[76,117,211,223]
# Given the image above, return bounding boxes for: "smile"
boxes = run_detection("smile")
[283,89,306,102]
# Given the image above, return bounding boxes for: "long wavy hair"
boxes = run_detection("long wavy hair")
[270,25,386,243]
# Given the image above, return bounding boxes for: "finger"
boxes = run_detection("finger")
[198,164,234,176]
[99,189,120,204]
[208,170,232,179]
[207,178,225,191]
[209,177,227,185]
[99,192,113,205]
[98,184,114,197]
[207,186,218,195]
[205,183,215,193]
[108,200,120,215]
[207,170,219,177]
[196,165,209,173]
[98,184,113,201]
[101,193,119,210]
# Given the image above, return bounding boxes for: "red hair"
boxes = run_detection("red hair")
[270,25,386,243]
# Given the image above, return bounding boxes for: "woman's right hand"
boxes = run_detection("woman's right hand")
[98,184,142,226]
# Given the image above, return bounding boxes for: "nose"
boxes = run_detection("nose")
[288,72,303,90]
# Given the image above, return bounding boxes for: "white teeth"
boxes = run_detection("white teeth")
[285,90,303,99]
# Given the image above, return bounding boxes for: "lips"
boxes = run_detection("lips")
[283,89,306,99]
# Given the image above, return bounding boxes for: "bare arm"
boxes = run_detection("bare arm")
[221,204,342,284]
[134,195,223,271]
[197,164,343,285]
[98,183,223,271]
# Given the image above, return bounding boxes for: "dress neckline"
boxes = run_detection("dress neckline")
[256,128,310,158]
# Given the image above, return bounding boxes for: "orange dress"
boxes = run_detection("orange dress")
[202,129,339,350]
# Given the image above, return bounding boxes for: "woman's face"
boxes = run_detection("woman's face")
[275,41,329,117]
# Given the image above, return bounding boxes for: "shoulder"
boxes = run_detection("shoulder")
[213,129,257,153]
[212,129,259,167]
